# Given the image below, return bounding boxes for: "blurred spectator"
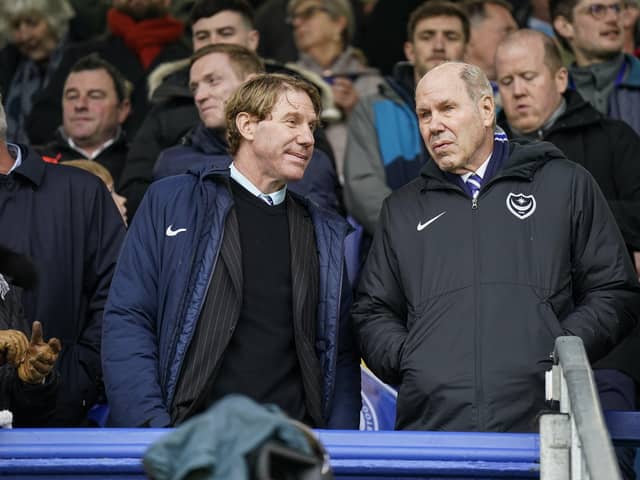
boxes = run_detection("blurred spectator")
[35,54,131,185]
[24,0,190,146]
[152,44,264,179]
[0,98,126,426]
[495,30,640,479]
[254,0,366,65]
[63,159,128,226]
[67,0,110,42]
[0,0,75,144]
[343,1,468,235]
[551,0,640,134]
[527,0,557,35]
[0,246,61,427]
[288,0,383,182]
[120,0,341,218]
[463,0,518,82]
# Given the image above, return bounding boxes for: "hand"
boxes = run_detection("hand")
[633,251,640,279]
[331,77,359,116]
[0,329,29,366]
[17,321,61,384]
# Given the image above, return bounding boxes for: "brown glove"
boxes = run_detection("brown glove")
[0,329,29,366]
[17,321,61,384]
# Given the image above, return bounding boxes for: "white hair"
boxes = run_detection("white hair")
[0,0,75,42]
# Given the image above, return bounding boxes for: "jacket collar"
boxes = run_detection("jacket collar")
[499,90,604,137]
[186,122,228,155]
[420,138,561,191]
[11,143,46,187]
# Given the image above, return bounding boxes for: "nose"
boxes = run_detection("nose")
[512,77,527,97]
[427,111,445,134]
[73,94,89,110]
[297,124,315,146]
[193,84,207,104]
[433,33,445,51]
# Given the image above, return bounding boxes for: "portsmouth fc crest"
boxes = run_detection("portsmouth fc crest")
[506,193,536,220]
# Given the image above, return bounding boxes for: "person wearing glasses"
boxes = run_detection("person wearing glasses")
[551,0,640,134]
[287,0,382,182]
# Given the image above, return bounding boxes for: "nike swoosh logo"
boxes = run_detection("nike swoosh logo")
[166,225,187,237]
[417,211,446,231]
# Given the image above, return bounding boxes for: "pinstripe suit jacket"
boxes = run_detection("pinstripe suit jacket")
[171,195,325,426]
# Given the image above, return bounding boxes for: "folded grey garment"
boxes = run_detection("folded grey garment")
[143,394,333,480]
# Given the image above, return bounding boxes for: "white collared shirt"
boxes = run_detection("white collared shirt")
[459,152,492,183]
[66,135,116,161]
[229,163,287,206]
[5,143,23,174]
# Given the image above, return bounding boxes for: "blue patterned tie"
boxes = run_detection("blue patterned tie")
[466,173,483,199]
[260,194,274,206]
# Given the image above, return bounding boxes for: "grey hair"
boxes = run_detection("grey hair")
[0,101,7,141]
[0,0,75,42]
[288,0,355,45]
[458,62,493,102]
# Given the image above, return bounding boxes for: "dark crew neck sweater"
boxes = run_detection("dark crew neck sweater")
[209,180,306,420]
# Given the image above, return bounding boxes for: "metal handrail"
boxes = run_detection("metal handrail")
[544,336,621,480]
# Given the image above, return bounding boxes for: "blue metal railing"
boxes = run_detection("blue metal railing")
[0,415,637,479]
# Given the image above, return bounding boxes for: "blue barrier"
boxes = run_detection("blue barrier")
[0,413,637,478]
[0,428,540,479]
[0,367,637,478]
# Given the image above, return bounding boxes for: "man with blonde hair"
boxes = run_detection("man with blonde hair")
[103,73,360,428]
[353,61,640,432]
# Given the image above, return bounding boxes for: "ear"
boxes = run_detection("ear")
[404,41,416,64]
[335,16,348,37]
[553,15,574,42]
[117,99,131,124]
[479,94,495,128]
[555,66,569,93]
[235,112,257,142]
[248,29,260,52]
[244,72,259,82]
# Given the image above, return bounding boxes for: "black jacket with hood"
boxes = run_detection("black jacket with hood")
[499,90,640,384]
[353,139,640,432]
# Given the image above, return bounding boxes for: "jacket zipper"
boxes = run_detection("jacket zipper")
[471,191,483,429]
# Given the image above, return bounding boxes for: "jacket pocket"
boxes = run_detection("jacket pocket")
[540,300,564,340]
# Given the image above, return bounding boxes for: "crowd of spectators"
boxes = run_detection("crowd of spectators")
[1,0,639,475]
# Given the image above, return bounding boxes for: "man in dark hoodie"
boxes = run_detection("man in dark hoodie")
[353,61,640,434]
[496,29,640,478]
[343,1,469,236]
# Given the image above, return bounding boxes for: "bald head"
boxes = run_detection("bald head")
[497,29,564,75]
[495,29,567,133]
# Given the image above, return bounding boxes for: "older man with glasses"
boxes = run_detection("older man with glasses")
[551,0,640,134]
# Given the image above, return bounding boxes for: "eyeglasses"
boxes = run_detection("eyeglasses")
[285,5,331,24]
[580,2,623,18]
